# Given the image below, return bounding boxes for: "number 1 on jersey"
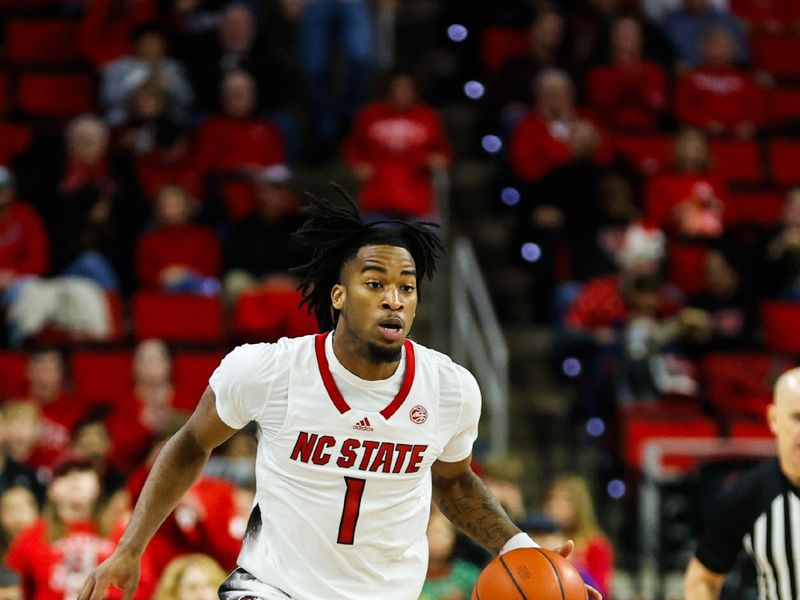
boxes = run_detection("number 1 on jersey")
[337,477,366,545]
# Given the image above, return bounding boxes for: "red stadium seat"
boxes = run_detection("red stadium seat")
[613,134,673,175]
[752,33,800,79]
[668,244,709,296]
[481,27,530,73]
[761,301,800,353]
[172,351,226,411]
[619,403,719,472]
[769,139,800,185]
[702,352,788,417]
[724,191,784,226]
[767,87,800,126]
[17,73,95,118]
[72,350,132,408]
[6,19,85,65]
[0,123,33,164]
[730,0,787,26]
[233,289,316,342]
[730,419,773,440]
[0,72,9,116]
[133,292,224,343]
[0,352,28,401]
[709,139,763,184]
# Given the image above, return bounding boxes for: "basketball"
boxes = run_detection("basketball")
[471,548,588,600]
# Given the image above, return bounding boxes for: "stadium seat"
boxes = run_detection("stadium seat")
[0,123,33,164]
[6,19,85,65]
[724,191,784,226]
[481,26,530,73]
[233,289,317,342]
[17,73,95,118]
[172,351,226,411]
[769,139,800,185]
[730,0,786,26]
[702,352,787,417]
[133,292,224,343]
[613,134,673,175]
[752,33,800,79]
[730,419,773,440]
[709,139,763,184]
[0,71,9,116]
[0,352,28,400]
[761,301,800,353]
[767,87,800,127]
[72,350,132,408]
[619,403,719,472]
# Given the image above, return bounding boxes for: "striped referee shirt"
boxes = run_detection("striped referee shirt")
[695,458,800,600]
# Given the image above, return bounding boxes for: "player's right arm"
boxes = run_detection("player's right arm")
[78,386,237,600]
[684,557,725,600]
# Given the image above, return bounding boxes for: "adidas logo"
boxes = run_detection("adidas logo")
[353,417,374,432]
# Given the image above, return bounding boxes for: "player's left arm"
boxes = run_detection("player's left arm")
[431,457,603,600]
[431,456,520,555]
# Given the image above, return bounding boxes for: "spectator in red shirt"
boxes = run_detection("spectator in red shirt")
[0,488,39,560]
[587,17,668,131]
[136,185,221,295]
[107,339,181,474]
[3,350,87,469]
[195,71,286,177]
[6,457,115,600]
[0,167,49,313]
[486,6,568,128]
[133,122,203,203]
[344,73,451,220]
[675,27,766,138]
[644,128,726,239]
[510,70,606,183]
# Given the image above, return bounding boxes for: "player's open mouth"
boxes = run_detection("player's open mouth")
[377,319,404,340]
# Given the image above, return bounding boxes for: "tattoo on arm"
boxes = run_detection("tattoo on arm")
[432,469,520,555]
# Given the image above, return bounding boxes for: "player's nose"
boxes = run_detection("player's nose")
[381,287,403,310]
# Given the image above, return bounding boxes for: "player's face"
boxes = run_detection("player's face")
[334,245,418,363]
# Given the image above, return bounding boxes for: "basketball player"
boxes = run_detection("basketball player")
[78,192,602,600]
[684,367,800,600]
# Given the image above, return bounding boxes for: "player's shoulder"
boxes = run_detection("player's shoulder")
[219,335,314,375]
[410,341,480,395]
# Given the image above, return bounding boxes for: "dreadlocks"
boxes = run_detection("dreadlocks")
[292,185,445,331]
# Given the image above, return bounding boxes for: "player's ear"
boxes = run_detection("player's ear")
[767,403,779,435]
[331,284,345,311]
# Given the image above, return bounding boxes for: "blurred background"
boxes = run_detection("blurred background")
[0,0,797,598]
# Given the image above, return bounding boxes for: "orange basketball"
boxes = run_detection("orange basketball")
[472,548,588,600]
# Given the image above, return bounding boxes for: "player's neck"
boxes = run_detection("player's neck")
[331,329,402,381]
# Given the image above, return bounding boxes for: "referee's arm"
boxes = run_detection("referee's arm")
[684,557,725,600]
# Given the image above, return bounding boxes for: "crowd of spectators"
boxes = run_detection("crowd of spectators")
[0,0,799,596]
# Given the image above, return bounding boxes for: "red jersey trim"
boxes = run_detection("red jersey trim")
[314,332,415,419]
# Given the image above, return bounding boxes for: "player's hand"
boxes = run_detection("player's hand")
[77,546,140,600]
[554,540,603,600]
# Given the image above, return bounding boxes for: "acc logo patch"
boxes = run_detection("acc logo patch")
[410,405,428,424]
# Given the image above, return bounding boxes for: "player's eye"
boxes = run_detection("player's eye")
[401,284,415,293]
[366,281,382,289]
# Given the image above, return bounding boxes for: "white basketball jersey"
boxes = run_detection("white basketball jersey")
[210,333,481,600]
